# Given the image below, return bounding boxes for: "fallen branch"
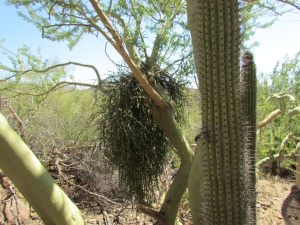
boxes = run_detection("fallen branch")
[102,209,112,225]
[53,158,121,206]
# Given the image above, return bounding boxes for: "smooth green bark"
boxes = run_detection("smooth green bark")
[0,113,85,225]
[150,83,194,225]
[187,1,255,224]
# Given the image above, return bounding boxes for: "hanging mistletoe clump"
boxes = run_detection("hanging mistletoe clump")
[94,66,187,203]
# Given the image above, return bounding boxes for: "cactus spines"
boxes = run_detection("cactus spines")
[187,0,255,224]
[241,51,257,221]
[241,51,257,129]
[241,51,257,175]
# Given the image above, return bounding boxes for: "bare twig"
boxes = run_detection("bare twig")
[2,61,102,86]
[5,98,26,140]
[278,0,300,11]
[102,209,112,225]
[7,81,98,97]
[53,158,121,206]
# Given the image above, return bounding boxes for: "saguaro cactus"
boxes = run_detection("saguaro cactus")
[187,1,255,224]
[241,51,257,144]
[241,51,257,220]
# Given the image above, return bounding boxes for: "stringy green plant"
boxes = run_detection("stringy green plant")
[94,66,187,203]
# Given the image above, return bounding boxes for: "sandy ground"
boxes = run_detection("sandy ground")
[257,176,300,225]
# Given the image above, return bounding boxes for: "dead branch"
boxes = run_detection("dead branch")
[257,109,282,129]
[256,151,299,169]
[279,133,294,157]
[256,133,295,170]
[53,158,121,206]
[102,209,112,225]
[5,98,26,140]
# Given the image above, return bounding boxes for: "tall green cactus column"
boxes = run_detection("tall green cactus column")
[187,1,255,224]
[241,51,257,219]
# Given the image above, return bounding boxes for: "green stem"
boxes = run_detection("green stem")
[0,113,85,225]
[151,100,194,225]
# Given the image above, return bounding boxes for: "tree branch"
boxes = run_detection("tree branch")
[77,6,118,49]
[7,81,98,97]
[88,0,168,110]
[1,61,102,86]
[42,23,92,38]
[108,11,141,64]
[149,0,185,67]
[278,0,300,11]
[256,151,299,169]
[257,109,282,129]
[279,133,294,157]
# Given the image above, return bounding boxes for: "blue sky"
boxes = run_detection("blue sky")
[0,3,300,84]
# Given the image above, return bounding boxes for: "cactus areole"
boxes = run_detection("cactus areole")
[187,1,255,225]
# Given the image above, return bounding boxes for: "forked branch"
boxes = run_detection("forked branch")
[88,0,168,110]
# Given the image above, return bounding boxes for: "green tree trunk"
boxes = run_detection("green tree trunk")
[0,113,85,225]
[186,1,255,224]
[151,106,194,225]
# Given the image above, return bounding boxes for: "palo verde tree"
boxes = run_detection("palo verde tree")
[0,112,85,225]
[3,1,195,224]
[2,0,300,225]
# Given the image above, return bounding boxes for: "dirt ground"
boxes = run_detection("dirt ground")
[1,175,300,224]
[256,176,300,225]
